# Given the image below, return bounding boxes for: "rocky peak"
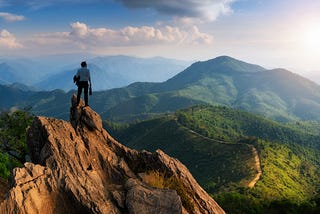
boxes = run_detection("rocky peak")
[0,94,225,214]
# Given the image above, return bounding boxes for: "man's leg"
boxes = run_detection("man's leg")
[84,82,89,106]
[77,84,83,105]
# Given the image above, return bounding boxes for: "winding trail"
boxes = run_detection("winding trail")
[247,146,262,188]
[176,119,262,188]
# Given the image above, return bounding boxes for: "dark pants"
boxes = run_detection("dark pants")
[77,81,89,106]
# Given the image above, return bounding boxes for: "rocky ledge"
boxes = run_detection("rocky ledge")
[0,95,225,214]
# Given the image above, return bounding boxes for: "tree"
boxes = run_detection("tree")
[0,110,34,164]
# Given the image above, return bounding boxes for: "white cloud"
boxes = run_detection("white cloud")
[190,26,214,45]
[73,22,214,46]
[117,0,236,21]
[22,22,213,57]
[0,29,23,48]
[32,22,213,50]
[0,12,25,22]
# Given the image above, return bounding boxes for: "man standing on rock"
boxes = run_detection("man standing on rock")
[75,61,91,106]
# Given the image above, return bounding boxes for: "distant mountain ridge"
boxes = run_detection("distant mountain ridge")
[1,55,189,91]
[0,63,16,84]
[2,55,320,122]
[0,58,50,85]
[99,56,320,122]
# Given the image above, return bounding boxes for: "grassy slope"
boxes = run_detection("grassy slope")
[111,105,320,205]
[177,105,320,200]
[114,116,257,192]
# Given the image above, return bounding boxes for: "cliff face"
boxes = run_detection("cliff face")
[0,95,225,214]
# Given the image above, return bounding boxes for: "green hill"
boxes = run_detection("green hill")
[101,56,320,122]
[109,105,320,213]
[111,115,258,192]
[159,55,266,91]
[3,55,320,123]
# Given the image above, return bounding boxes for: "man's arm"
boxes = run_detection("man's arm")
[88,70,92,85]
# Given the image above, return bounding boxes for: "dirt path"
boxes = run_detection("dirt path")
[247,146,262,188]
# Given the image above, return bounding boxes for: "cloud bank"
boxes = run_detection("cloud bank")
[31,22,213,49]
[70,22,213,45]
[0,29,23,48]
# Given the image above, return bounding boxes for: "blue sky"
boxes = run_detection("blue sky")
[1,0,320,73]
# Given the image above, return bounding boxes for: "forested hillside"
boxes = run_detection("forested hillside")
[109,105,320,213]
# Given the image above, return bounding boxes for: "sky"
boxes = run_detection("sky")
[1,0,320,74]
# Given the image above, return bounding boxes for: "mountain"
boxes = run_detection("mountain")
[159,55,266,91]
[0,96,225,214]
[90,56,189,86]
[34,55,189,91]
[0,55,189,91]
[6,82,39,92]
[109,105,320,213]
[99,56,320,122]
[0,84,33,110]
[0,63,19,84]
[2,55,320,123]
[0,58,50,85]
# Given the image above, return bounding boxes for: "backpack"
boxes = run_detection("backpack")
[73,75,80,85]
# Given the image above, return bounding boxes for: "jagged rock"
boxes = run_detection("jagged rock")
[0,94,225,214]
[125,178,182,214]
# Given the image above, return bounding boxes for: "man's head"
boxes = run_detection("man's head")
[81,61,87,68]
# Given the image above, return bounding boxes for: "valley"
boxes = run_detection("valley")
[108,104,320,213]
[1,55,320,213]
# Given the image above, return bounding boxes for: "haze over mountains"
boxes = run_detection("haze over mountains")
[0,55,189,91]
[2,55,320,122]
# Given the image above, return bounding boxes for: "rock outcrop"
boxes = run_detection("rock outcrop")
[0,95,225,214]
